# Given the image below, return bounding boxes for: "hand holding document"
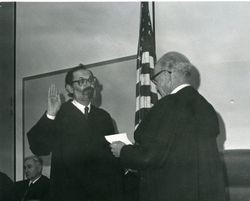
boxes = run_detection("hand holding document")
[105,133,133,145]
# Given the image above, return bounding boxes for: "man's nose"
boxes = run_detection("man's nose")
[82,82,91,87]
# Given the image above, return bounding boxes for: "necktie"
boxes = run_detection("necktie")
[21,182,33,201]
[85,106,89,119]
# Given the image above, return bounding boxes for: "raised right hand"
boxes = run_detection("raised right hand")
[47,84,61,116]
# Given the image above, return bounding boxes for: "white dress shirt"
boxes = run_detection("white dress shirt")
[29,175,41,186]
[171,84,191,94]
[47,100,91,120]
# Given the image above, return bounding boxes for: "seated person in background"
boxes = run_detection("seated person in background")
[12,156,50,201]
[0,171,13,201]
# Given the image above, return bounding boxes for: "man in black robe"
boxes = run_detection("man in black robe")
[111,52,226,201]
[27,65,123,201]
[12,155,50,201]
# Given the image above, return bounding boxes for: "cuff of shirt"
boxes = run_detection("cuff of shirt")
[46,113,56,120]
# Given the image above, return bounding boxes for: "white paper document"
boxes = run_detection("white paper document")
[105,133,133,145]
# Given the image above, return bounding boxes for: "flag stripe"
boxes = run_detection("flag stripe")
[136,96,152,111]
[136,68,155,84]
[136,85,151,97]
[136,84,157,96]
[135,93,158,110]
[135,108,151,126]
[150,92,158,104]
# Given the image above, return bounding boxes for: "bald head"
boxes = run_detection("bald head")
[153,51,195,96]
[157,52,193,77]
[157,51,190,66]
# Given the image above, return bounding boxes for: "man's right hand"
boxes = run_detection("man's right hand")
[47,84,61,117]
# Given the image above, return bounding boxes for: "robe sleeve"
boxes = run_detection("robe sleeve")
[27,112,57,155]
[120,111,178,170]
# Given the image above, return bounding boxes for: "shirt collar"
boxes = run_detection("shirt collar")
[29,175,41,186]
[171,84,191,94]
[72,100,91,114]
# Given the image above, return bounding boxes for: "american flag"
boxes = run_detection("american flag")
[135,2,158,129]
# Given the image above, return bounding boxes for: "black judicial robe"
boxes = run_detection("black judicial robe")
[27,101,123,201]
[121,86,226,201]
[12,175,50,201]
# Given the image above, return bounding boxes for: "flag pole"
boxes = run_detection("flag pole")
[152,1,156,60]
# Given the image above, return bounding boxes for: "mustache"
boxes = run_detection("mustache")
[82,86,94,97]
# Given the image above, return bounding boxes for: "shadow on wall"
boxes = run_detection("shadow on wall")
[190,65,200,90]
[191,65,227,151]
[217,112,226,152]
[91,78,103,108]
[215,112,230,200]
[192,65,231,200]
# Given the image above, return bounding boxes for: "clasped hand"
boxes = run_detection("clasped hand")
[110,141,125,158]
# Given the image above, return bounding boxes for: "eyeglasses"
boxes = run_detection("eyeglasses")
[151,70,172,83]
[71,77,96,86]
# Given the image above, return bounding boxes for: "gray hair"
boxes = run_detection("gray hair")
[157,51,194,79]
[24,155,43,166]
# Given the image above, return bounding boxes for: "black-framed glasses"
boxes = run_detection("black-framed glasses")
[151,70,172,83]
[71,77,96,86]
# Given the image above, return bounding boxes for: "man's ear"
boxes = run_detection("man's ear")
[65,84,73,94]
[38,165,43,174]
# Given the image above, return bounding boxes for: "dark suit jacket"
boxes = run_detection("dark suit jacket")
[12,175,50,201]
[121,86,226,201]
[0,172,13,201]
[27,101,123,201]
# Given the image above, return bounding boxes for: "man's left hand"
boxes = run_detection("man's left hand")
[110,141,125,157]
